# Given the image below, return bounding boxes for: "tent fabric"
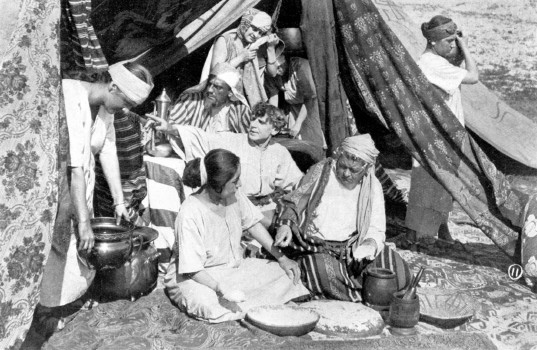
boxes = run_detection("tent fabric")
[137,0,262,77]
[324,0,535,257]
[0,1,64,348]
[61,0,108,73]
[372,1,537,169]
[300,0,351,152]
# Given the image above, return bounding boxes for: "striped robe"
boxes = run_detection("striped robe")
[94,110,146,218]
[276,158,411,302]
[169,91,251,133]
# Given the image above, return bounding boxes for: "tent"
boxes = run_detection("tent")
[1,0,536,348]
[110,0,537,257]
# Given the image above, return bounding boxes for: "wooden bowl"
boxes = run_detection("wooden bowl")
[246,305,320,337]
[419,289,476,328]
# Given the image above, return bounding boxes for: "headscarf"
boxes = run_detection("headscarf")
[108,63,153,105]
[183,63,249,107]
[210,63,247,106]
[200,156,208,186]
[339,134,379,164]
[237,8,272,41]
[421,20,458,43]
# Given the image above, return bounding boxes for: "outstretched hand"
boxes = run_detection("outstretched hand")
[274,225,293,247]
[145,113,170,133]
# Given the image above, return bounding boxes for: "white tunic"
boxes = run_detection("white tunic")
[164,191,308,322]
[170,125,303,197]
[417,52,468,126]
[312,166,386,249]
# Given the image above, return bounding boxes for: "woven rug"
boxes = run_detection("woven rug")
[39,287,498,350]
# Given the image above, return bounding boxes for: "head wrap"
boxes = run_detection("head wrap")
[108,63,153,105]
[421,20,458,42]
[208,63,248,107]
[339,134,379,164]
[200,157,208,186]
[238,8,272,39]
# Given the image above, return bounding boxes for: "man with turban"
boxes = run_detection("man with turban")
[273,134,410,302]
[169,63,251,133]
[406,15,479,241]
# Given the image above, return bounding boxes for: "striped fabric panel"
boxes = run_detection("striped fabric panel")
[168,91,251,133]
[61,0,108,71]
[143,156,192,255]
[375,162,405,203]
[94,111,145,216]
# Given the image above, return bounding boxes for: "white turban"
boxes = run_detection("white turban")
[210,63,248,107]
[108,63,153,105]
[340,134,379,164]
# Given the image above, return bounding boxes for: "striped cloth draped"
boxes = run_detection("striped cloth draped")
[61,0,108,72]
[142,156,193,265]
[298,243,410,302]
[94,111,146,218]
[169,91,251,133]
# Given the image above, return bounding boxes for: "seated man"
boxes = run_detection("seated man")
[149,102,303,227]
[273,134,410,301]
[169,63,251,133]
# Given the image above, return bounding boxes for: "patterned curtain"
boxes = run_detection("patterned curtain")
[0,0,64,348]
[330,0,531,257]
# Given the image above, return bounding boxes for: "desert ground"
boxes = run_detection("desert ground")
[398,0,537,119]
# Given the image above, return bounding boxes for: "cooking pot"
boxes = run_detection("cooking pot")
[92,223,160,301]
[80,217,142,270]
[94,244,160,301]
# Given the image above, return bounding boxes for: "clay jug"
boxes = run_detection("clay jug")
[362,267,398,310]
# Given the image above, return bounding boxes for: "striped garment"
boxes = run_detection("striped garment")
[94,111,146,218]
[297,243,410,302]
[61,0,108,72]
[276,158,411,302]
[169,91,251,133]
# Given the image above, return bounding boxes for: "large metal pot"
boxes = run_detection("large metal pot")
[92,225,160,301]
[81,217,141,270]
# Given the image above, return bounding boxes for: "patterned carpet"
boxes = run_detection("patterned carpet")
[30,169,537,350]
[35,224,537,350]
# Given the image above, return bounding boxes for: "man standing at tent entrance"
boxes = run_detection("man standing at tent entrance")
[406,15,479,241]
[273,134,410,301]
[168,63,251,133]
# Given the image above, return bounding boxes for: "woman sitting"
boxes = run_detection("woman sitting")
[164,149,308,322]
[200,8,282,108]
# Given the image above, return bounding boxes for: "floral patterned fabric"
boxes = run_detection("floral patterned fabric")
[330,0,535,259]
[0,0,63,348]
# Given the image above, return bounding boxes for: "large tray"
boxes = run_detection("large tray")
[418,288,476,329]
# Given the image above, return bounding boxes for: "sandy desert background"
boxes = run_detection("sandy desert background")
[399,0,537,119]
